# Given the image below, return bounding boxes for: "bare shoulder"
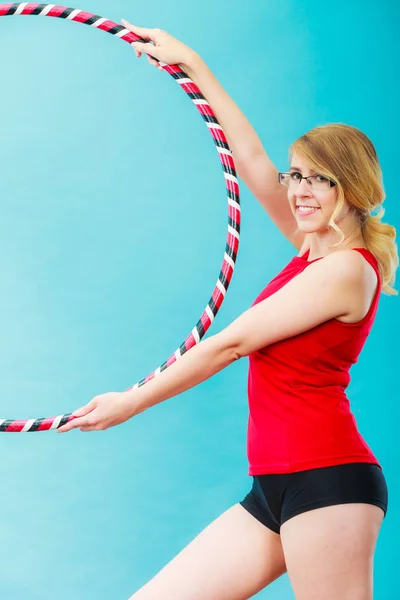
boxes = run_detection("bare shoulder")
[316,249,377,284]
[310,249,378,322]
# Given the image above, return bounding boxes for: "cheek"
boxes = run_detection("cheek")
[316,191,337,213]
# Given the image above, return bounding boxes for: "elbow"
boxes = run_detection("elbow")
[231,347,244,362]
[209,333,243,365]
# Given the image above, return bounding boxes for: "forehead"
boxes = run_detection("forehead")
[290,153,315,172]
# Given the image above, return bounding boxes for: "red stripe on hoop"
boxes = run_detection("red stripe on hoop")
[180,82,201,95]
[0,4,14,15]
[228,233,240,252]
[17,3,41,14]
[200,312,211,330]
[225,179,239,197]
[195,104,215,117]
[45,5,72,17]
[184,334,197,351]
[220,153,235,170]
[212,288,224,307]
[166,355,178,367]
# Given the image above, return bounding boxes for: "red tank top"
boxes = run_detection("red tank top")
[247,247,381,475]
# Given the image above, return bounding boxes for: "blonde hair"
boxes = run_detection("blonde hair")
[291,123,398,295]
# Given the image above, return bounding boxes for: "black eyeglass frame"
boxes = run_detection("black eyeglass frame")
[278,172,336,188]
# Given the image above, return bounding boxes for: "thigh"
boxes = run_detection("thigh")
[129,504,287,600]
[281,503,384,600]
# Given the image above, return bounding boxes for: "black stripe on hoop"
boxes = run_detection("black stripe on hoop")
[58,7,75,19]
[7,4,19,15]
[27,418,45,432]
[215,140,231,151]
[83,14,103,26]
[0,420,13,431]
[222,162,237,178]
[32,4,48,15]
[225,243,237,263]
[200,114,219,125]
[219,271,228,289]
[229,217,240,235]
[108,25,125,35]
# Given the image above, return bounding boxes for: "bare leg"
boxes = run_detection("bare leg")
[129,503,286,600]
[281,503,384,600]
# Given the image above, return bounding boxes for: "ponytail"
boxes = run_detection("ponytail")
[362,206,398,295]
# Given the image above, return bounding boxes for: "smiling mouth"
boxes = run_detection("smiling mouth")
[296,206,321,215]
[296,205,319,212]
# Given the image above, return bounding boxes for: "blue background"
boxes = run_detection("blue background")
[0,1,398,598]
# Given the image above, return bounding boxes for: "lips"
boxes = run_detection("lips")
[296,206,321,216]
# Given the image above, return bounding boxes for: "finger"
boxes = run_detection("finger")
[121,19,154,41]
[147,55,160,67]
[73,400,97,418]
[57,415,87,433]
[132,41,159,60]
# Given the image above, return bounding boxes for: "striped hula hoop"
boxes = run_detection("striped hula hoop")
[0,3,241,432]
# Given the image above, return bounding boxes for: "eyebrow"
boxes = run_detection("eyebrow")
[289,166,316,173]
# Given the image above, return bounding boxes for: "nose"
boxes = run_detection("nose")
[295,178,313,195]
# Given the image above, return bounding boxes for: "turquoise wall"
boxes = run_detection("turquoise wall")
[0,1,397,598]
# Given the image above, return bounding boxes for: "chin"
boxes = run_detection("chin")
[296,216,331,234]
[297,222,322,233]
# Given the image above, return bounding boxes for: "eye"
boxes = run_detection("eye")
[290,172,302,181]
[315,174,329,183]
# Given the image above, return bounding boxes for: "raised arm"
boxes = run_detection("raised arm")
[183,54,302,249]
[125,22,302,250]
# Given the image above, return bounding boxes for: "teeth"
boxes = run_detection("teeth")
[298,206,318,212]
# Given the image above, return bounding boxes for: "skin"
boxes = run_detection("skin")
[287,153,365,260]
[58,21,384,600]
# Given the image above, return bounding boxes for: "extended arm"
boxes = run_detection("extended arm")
[58,251,373,432]
[132,250,371,412]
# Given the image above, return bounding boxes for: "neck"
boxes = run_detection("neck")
[306,211,365,261]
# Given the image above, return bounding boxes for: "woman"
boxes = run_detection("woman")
[59,22,398,600]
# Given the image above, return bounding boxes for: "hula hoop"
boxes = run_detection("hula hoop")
[0,3,241,432]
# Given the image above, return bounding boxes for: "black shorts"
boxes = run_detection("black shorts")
[240,463,388,534]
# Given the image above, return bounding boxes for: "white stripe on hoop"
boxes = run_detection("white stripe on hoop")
[117,28,131,38]
[177,77,193,85]
[224,172,239,185]
[224,252,235,270]
[40,4,55,16]
[0,420,6,427]
[50,415,63,430]
[228,224,240,241]
[154,367,161,377]
[22,419,36,432]
[216,279,227,296]
[66,10,82,20]
[193,99,210,106]
[192,327,200,344]
[205,305,215,322]
[217,147,232,156]
[15,3,28,14]
[206,122,223,131]
[228,197,240,211]
[91,18,107,28]
[175,349,182,360]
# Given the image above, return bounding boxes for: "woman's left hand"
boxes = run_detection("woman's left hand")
[57,391,138,433]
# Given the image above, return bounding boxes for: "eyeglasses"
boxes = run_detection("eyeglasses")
[278,171,336,191]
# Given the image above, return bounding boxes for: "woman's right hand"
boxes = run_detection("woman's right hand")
[121,19,197,71]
